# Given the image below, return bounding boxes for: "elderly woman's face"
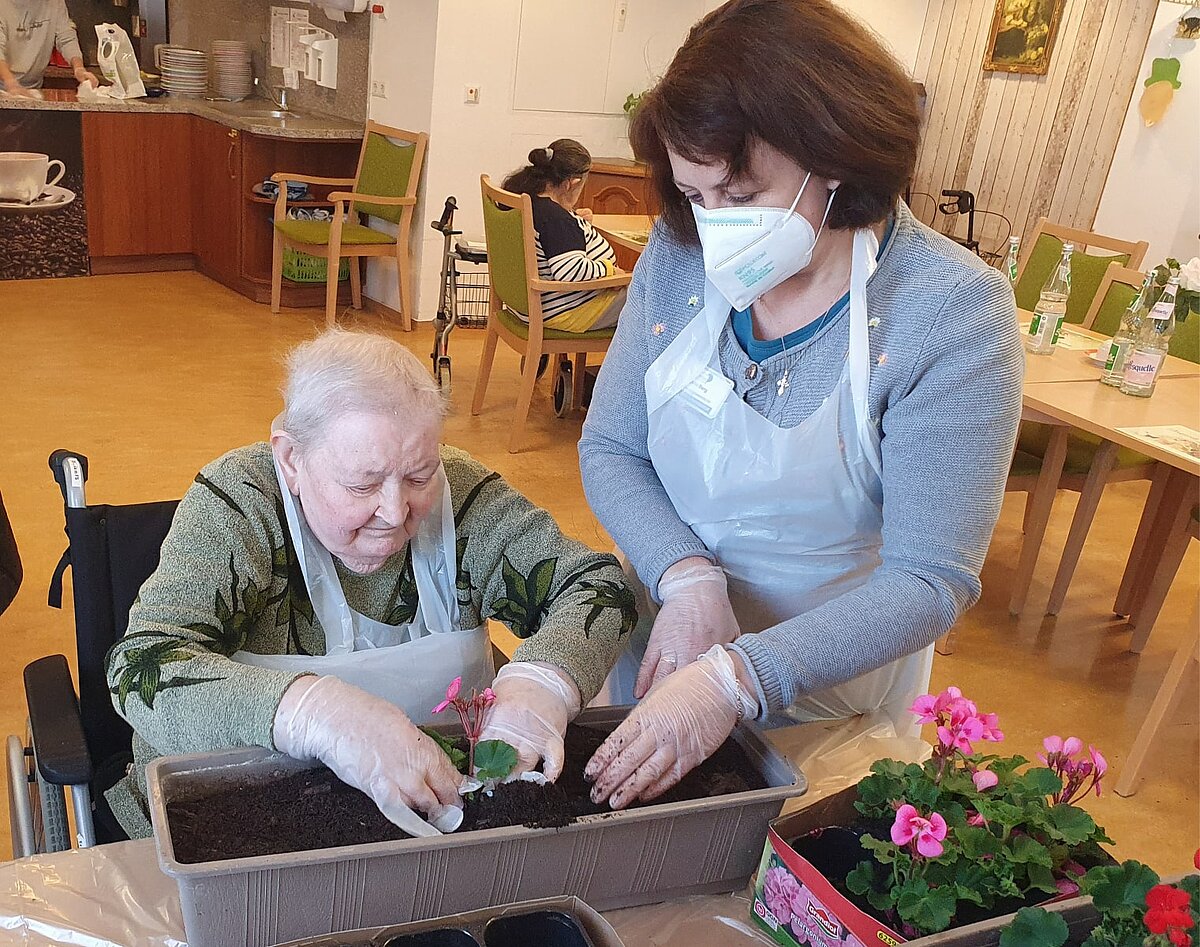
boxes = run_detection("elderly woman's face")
[278,409,443,575]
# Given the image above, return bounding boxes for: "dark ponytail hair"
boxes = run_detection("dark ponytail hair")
[502,138,592,196]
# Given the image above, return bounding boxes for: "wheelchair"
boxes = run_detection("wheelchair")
[5,450,177,856]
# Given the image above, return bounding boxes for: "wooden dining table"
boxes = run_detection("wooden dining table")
[591,214,654,272]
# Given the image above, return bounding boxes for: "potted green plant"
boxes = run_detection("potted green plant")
[752,686,1114,945]
[998,857,1199,947]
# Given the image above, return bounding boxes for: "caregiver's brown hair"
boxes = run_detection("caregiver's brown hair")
[631,0,920,242]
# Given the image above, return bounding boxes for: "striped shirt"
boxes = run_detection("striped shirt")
[530,196,617,320]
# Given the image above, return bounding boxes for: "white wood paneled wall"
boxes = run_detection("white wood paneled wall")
[910,0,1158,259]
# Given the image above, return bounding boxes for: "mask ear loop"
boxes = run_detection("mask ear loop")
[813,185,838,242]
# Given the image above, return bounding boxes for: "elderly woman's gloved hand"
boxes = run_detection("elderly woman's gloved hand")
[586,645,757,810]
[479,662,581,781]
[273,675,466,836]
[635,559,741,698]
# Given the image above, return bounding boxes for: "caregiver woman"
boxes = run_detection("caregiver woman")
[580,0,1023,809]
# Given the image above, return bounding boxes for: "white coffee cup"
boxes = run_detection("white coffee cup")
[0,152,66,204]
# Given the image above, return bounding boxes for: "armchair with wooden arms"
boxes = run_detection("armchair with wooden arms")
[270,122,428,330]
[471,175,632,453]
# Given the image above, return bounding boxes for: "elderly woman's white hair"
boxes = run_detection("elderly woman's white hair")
[281,328,446,449]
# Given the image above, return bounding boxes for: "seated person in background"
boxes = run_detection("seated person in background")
[0,0,99,96]
[501,139,627,332]
[105,329,635,839]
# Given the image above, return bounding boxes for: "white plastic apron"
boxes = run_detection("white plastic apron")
[598,229,931,729]
[232,460,494,725]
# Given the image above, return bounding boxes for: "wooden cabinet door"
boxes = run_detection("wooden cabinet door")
[82,113,194,257]
[191,118,242,284]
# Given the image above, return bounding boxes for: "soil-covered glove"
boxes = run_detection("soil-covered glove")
[586,645,757,809]
[635,559,740,698]
[479,662,581,781]
[273,675,466,836]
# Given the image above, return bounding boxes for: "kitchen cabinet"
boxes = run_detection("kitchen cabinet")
[82,113,194,260]
[191,118,244,286]
[580,158,658,216]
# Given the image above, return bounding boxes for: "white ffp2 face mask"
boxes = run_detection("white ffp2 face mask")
[691,173,836,311]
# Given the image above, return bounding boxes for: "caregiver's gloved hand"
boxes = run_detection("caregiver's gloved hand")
[273,674,466,836]
[479,662,581,781]
[635,558,740,698]
[586,645,758,809]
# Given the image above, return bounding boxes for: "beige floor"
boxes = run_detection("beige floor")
[0,271,1196,873]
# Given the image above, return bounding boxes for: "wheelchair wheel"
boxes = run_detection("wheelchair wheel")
[553,360,574,418]
[437,356,452,396]
[33,747,70,854]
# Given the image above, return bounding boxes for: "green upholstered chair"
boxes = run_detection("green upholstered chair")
[1013,218,1148,326]
[1081,262,1143,335]
[472,175,631,453]
[270,122,428,330]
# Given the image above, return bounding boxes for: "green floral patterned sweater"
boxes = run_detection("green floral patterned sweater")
[104,442,636,837]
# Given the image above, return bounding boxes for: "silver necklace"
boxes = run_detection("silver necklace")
[772,273,851,397]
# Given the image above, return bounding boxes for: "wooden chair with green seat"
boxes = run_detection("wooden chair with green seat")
[270,122,428,330]
[472,175,632,453]
[1014,218,1148,326]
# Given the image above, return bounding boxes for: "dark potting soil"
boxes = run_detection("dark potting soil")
[168,724,766,864]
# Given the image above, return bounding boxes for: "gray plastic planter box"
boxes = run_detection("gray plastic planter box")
[147,706,804,947]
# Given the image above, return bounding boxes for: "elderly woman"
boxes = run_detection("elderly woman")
[105,329,634,839]
[580,0,1023,808]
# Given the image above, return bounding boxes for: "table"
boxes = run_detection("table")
[1017,313,1200,384]
[592,214,653,272]
[0,718,928,947]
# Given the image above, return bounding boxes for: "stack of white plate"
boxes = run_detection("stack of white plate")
[209,41,252,101]
[158,46,208,97]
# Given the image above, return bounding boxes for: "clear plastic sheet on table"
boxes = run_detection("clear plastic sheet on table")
[0,715,928,946]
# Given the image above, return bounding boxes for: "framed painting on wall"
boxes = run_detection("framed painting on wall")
[983,0,1067,75]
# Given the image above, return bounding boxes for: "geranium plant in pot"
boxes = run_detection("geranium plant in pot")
[425,676,518,785]
[998,857,1199,947]
[843,687,1113,936]
[752,686,1114,945]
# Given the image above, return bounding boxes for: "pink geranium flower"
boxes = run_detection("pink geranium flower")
[891,804,948,858]
[431,676,463,714]
[973,769,998,791]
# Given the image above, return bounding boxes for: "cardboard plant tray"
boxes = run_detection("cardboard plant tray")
[748,787,1101,947]
[148,706,804,947]
[272,895,625,946]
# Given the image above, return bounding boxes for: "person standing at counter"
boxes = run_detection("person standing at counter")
[0,0,98,95]
[579,0,1023,809]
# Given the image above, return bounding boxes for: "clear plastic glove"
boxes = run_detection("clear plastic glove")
[478,662,581,781]
[586,645,757,809]
[273,675,466,836]
[74,68,100,88]
[635,559,740,698]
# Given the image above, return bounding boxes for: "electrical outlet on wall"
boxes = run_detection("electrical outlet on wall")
[371,80,388,98]
[464,84,480,104]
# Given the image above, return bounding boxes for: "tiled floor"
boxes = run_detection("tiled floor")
[0,271,1196,871]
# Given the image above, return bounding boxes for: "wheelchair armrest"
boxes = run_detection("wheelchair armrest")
[24,655,94,786]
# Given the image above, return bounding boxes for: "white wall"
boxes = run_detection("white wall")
[699,0,929,76]
[1093,2,1200,266]
[363,0,439,316]
[364,0,932,321]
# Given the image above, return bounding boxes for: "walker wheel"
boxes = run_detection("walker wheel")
[437,356,452,394]
[553,360,573,418]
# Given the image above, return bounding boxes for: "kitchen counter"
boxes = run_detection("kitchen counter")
[0,91,362,140]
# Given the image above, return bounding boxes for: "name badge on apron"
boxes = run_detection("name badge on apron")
[679,366,735,419]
